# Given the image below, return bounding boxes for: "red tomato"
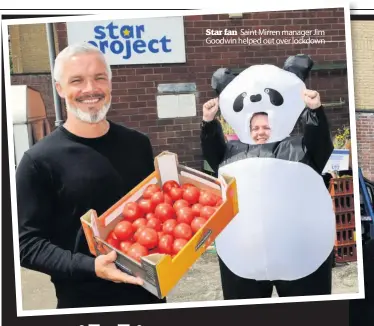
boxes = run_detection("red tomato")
[173,223,193,241]
[151,191,165,206]
[162,219,178,235]
[133,226,146,242]
[173,199,190,211]
[113,220,134,241]
[181,183,195,190]
[158,234,174,254]
[106,237,120,249]
[191,217,207,233]
[155,203,176,222]
[216,197,223,207]
[149,248,160,254]
[132,218,147,231]
[200,206,217,219]
[137,228,159,249]
[164,193,173,205]
[199,191,218,207]
[176,206,195,224]
[183,187,200,205]
[146,217,162,231]
[173,238,188,255]
[162,180,180,193]
[127,243,148,262]
[143,184,161,199]
[123,202,143,222]
[158,231,166,239]
[191,203,203,217]
[145,212,156,220]
[169,187,184,201]
[107,230,118,240]
[138,198,155,214]
[119,241,132,254]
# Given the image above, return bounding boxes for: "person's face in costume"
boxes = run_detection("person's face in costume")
[250,113,271,144]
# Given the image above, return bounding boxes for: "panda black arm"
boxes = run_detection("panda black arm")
[200,119,227,173]
[302,105,334,174]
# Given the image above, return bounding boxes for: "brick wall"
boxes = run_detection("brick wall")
[351,20,374,181]
[9,24,59,74]
[351,21,374,110]
[10,8,349,171]
[355,113,374,180]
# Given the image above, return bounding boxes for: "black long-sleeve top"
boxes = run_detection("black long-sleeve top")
[16,121,164,306]
[200,106,334,176]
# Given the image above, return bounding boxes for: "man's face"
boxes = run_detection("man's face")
[56,52,112,123]
[250,114,271,144]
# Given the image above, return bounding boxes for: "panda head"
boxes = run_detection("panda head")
[218,55,313,145]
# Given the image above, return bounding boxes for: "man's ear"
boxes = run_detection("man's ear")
[55,82,65,98]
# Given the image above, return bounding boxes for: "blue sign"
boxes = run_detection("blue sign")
[88,22,172,60]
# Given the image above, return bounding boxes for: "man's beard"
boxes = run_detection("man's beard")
[66,100,111,124]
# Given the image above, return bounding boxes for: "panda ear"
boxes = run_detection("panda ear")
[211,68,237,95]
[283,54,314,82]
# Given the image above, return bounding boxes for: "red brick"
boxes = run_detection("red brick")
[252,12,270,20]
[184,21,195,28]
[268,12,286,19]
[146,87,157,94]
[130,101,147,108]
[158,131,176,139]
[130,114,149,122]
[145,74,163,82]
[139,107,156,115]
[187,40,205,47]
[137,94,154,102]
[154,67,171,74]
[127,75,145,82]
[194,21,212,28]
[111,89,128,96]
[202,15,219,21]
[117,68,135,76]
[127,88,146,95]
[169,67,189,74]
[137,81,154,88]
[135,68,154,75]
[186,27,204,35]
[185,15,203,21]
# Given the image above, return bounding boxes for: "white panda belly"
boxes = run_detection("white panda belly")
[216,157,336,281]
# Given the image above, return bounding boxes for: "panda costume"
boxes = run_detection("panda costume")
[200,54,336,298]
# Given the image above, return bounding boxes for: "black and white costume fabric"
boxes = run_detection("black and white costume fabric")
[201,55,336,281]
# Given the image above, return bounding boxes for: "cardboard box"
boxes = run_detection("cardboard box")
[322,149,350,174]
[80,151,238,299]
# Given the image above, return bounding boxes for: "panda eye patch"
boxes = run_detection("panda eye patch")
[233,92,247,112]
[264,88,284,106]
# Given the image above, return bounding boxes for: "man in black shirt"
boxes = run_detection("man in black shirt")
[16,42,165,308]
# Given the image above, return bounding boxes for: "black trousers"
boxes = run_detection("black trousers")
[218,250,334,299]
[55,282,166,309]
[349,239,374,325]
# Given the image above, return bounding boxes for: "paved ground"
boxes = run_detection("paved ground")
[20,251,359,310]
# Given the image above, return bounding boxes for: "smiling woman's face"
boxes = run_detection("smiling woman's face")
[250,113,271,144]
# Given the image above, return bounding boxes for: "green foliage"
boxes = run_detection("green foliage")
[333,126,350,149]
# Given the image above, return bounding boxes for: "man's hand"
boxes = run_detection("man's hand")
[304,89,321,110]
[203,98,219,122]
[95,250,143,285]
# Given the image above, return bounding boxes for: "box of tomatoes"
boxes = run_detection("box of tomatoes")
[80,151,238,299]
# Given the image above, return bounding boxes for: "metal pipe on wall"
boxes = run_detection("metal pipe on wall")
[46,23,64,127]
